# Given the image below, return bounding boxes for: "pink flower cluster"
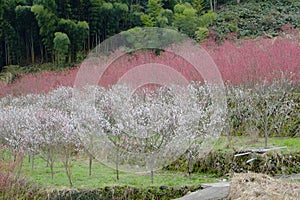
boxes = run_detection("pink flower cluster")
[202,37,300,84]
[0,68,78,96]
[0,36,299,96]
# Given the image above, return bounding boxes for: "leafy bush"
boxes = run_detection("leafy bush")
[195,27,208,42]
[0,65,24,83]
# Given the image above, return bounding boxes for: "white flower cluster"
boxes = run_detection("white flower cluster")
[0,83,226,171]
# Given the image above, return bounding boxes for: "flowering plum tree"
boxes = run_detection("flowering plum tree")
[224,75,298,148]
[34,107,78,186]
[0,94,46,172]
[0,82,226,182]
[0,106,33,154]
[72,86,107,177]
[86,83,223,182]
[246,78,297,148]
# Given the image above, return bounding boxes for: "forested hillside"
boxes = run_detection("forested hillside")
[0,0,218,71]
[211,0,300,39]
[0,0,299,78]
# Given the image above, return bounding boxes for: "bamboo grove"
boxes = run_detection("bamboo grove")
[0,0,227,70]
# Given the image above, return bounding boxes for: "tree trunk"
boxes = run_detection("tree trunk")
[31,31,35,64]
[68,51,71,63]
[89,153,92,176]
[264,131,269,148]
[116,147,119,180]
[40,41,44,63]
[4,40,10,65]
[264,115,270,148]
[188,151,193,178]
[25,35,30,64]
[31,152,35,173]
[50,160,54,180]
[88,33,91,53]
[214,0,217,12]
[151,170,154,184]
[64,148,73,187]
[49,148,54,180]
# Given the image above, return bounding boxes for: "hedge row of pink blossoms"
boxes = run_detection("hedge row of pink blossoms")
[0,35,299,96]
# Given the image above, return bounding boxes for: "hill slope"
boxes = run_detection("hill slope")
[210,0,300,39]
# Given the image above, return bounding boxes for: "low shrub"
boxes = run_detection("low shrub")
[45,185,200,200]
[0,145,43,200]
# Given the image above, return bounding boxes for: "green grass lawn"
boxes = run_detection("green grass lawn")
[21,136,299,189]
[214,136,300,153]
[22,156,217,189]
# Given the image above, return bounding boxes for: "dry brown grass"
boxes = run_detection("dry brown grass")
[227,172,300,200]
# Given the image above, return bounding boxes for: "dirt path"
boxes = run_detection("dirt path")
[175,182,230,200]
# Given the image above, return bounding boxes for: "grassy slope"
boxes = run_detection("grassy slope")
[22,156,217,189]
[21,137,299,189]
[215,136,300,153]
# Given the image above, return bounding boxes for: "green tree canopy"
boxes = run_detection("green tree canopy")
[53,32,70,65]
[31,4,58,54]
